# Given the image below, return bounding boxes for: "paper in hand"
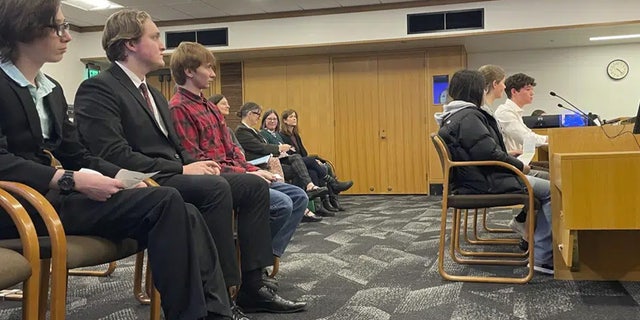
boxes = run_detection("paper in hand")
[115,169,159,189]
[517,135,536,166]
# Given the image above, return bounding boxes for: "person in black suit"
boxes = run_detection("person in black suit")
[0,1,232,319]
[73,9,305,316]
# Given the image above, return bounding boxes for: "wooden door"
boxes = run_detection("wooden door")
[378,53,428,194]
[333,56,381,194]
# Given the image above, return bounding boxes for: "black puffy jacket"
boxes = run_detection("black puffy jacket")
[437,106,526,195]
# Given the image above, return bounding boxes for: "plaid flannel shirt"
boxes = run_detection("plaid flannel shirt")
[169,87,259,173]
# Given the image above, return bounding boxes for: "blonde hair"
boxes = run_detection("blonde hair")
[170,42,216,85]
[478,64,506,92]
[102,10,151,62]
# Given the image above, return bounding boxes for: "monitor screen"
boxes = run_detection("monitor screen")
[561,114,588,127]
[433,75,449,105]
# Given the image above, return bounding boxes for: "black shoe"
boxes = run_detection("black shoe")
[328,196,345,211]
[519,238,528,252]
[301,211,323,222]
[306,186,328,199]
[324,176,353,193]
[261,269,279,292]
[314,199,335,217]
[231,302,251,320]
[236,286,306,314]
[321,197,339,212]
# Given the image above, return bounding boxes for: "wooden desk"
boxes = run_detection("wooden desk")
[549,125,640,280]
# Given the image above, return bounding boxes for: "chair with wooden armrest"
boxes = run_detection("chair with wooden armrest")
[430,133,536,284]
[0,188,41,320]
[0,181,160,320]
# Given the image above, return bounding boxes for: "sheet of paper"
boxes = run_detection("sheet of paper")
[115,169,159,189]
[517,135,536,165]
[248,154,271,166]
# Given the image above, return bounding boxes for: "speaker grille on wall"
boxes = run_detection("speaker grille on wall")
[407,8,483,34]
[166,28,229,49]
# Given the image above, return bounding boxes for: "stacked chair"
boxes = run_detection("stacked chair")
[430,133,538,284]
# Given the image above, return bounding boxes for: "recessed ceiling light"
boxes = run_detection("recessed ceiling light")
[62,0,123,11]
[590,34,640,41]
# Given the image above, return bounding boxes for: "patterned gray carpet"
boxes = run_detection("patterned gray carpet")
[2,195,640,320]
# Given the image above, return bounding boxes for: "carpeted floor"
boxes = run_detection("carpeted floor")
[2,195,640,320]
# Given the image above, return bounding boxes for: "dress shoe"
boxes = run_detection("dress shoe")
[236,286,306,314]
[324,175,353,193]
[314,199,335,217]
[231,302,251,320]
[306,186,328,199]
[329,195,345,211]
[302,210,323,222]
[261,269,279,292]
[322,196,339,212]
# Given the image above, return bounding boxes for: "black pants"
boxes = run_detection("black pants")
[1,186,231,320]
[157,173,273,287]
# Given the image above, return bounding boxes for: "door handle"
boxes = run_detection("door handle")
[380,129,387,139]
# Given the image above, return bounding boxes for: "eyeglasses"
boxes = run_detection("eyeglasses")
[250,111,262,117]
[265,118,278,122]
[49,22,70,37]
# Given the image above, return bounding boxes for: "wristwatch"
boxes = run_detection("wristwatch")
[57,170,75,193]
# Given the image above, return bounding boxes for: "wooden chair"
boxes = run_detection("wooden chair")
[430,133,536,284]
[0,188,41,319]
[0,181,161,320]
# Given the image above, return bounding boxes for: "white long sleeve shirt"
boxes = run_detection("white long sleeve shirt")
[494,99,548,151]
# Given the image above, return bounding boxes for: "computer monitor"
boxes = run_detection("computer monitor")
[522,115,561,129]
[561,114,588,127]
[633,102,640,134]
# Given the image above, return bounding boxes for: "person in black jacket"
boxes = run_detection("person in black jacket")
[279,109,353,211]
[0,2,233,319]
[434,69,554,275]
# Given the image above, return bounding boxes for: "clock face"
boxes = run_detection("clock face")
[607,59,629,80]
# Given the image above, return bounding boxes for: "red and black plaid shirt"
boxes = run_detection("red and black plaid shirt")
[168,87,259,173]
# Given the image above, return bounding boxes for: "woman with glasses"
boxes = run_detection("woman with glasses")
[235,102,330,204]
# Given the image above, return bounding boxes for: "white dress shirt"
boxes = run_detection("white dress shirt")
[494,99,548,151]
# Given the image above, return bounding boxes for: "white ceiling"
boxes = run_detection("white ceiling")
[62,0,428,26]
[63,0,640,59]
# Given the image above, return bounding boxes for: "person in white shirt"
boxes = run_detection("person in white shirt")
[494,73,548,151]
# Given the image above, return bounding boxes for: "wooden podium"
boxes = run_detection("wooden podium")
[549,125,640,280]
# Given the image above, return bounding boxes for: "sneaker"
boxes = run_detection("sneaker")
[508,218,528,240]
[528,263,554,275]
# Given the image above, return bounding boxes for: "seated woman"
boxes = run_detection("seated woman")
[279,109,353,211]
[434,69,554,275]
[210,95,322,222]
[234,102,330,204]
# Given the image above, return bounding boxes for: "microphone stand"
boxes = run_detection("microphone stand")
[550,92,601,126]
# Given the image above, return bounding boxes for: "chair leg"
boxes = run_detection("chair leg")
[468,209,520,245]
[482,208,515,233]
[37,259,51,320]
[268,256,280,278]
[149,286,161,320]
[134,252,150,305]
[68,262,117,277]
[438,208,535,284]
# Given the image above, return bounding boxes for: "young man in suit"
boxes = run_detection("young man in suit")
[0,1,234,319]
[73,9,305,315]
[167,42,309,308]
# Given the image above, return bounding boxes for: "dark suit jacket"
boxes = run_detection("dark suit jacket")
[74,64,194,180]
[280,132,308,157]
[0,68,120,195]
[235,123,279,161]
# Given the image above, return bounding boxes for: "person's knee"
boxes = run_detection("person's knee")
[270,189,293,212]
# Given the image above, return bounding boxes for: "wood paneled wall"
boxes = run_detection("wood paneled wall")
[243,57,335,161]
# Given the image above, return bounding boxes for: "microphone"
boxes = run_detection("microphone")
[550,92,601,126]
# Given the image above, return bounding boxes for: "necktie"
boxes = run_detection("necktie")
[139,83,155,116]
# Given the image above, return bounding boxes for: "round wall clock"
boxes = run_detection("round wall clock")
[607,59,629,80]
